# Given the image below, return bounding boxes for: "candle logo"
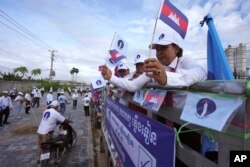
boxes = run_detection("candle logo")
[195,98,216,119]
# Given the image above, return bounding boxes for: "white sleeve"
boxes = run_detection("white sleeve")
[56,112,66,123]
[8,97,13,108]
[166,58,207,87]
[109,73,151,92]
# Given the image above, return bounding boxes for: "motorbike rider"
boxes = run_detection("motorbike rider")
[37,100,72,162]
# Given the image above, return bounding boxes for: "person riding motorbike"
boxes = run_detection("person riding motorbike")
[37,100,72,163]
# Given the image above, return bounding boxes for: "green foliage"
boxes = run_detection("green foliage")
[13,66,28,78]
[31,69,42,76]
[0,72,23,80]
[41,80,60,91]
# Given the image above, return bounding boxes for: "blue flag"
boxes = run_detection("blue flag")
[201,14,234,80]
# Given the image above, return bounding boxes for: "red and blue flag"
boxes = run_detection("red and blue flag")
[109,49,119,59]
[159,0,188,39]
[141,89,167,112]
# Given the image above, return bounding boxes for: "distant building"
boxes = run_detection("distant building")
[225,43,247,79]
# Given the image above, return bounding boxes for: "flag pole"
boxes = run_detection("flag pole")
[148,0,164,58]
[105,32,116,65]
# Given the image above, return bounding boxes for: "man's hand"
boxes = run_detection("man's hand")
[144,58,167,86]
[101,65,112,80]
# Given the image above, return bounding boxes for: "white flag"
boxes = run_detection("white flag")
[91,77,106,89]
[180,92,244,132]
[111,34,128,55]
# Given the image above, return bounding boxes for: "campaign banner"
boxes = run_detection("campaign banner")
[105,96,176,167]
[180,92,244,131]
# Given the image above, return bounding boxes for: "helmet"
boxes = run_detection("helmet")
[50,100,59,108]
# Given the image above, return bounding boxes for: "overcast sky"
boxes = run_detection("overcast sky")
[0,0,249,84]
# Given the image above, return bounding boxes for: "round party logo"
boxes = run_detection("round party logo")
[195,98,216,118]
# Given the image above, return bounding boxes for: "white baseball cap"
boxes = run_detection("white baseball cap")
[50,100,59,107]
[117,63,128,71]
[149,33,179,49]
[18,92,23,96]
[134,54,147,64]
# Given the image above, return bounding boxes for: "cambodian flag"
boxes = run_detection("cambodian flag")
[159,0,188,39]
[141,89,167,112]
[109,49,119,59]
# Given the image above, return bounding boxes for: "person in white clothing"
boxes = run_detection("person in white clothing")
[129,54,147,80]
[24,91,32,114]
[46,91,53,106]
[82,94,91,116]
[116,63,132,79]
[101,33,207,109]
[72,91,79,110]
[37,100,71,162]
[14,92,24,119]
[0,90,13,124]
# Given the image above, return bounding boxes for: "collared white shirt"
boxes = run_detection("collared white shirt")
[0,95,13,109]
[37,108,65,134]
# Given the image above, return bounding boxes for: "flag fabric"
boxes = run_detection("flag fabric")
[91,77,106,89]
[204,14,234,80]
[106,55,126,68]
[111,34,128,54]
[141,89,167,112]
[159,0,188,39]
[133,89,145,104]
[180,92,244,132]
[109,49,119,59]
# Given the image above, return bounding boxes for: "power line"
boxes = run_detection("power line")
[0,9,53,50]
[0,20,51,50]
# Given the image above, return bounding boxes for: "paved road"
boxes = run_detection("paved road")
[0,93,92,167]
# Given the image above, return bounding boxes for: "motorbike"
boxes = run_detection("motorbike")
[39,116,77,167]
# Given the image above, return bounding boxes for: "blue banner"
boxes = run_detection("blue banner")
[105,96,176,167]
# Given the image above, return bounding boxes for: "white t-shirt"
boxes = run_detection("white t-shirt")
[46,93,53,102]
[37,108,65,135]
[82,96,91,106]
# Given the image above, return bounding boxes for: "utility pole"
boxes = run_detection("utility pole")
[49,50,57,82]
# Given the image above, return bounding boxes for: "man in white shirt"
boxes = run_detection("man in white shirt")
[46,91,53,106]
[24,91,32,114]
[14,92,24,119]
[0,90,13,124]
[33,89,41,108]
[37,100,71,160]
[72,91,79,110]
[82,94,91,116]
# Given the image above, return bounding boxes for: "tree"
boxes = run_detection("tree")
[31,68,42,78]
[13,66,28,78]
[70,68,74,81]
[0,72,23,80]
[74,68,79,82]
[70,67,79,82]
